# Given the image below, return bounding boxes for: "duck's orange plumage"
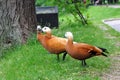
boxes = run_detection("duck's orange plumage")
[65,32,108,66]
[37,26,68,60]
[42,35,67,54]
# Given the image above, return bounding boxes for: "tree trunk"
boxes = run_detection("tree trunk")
[0,0,37,55]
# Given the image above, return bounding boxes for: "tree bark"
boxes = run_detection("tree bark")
[0,0,37,55]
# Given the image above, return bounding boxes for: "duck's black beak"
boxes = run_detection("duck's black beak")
[64,35,66,38]
[37,29,42,32]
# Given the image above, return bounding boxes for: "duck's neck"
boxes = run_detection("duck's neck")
[67,37,73,45]
[37,31,43,41]
[45,31,52,38]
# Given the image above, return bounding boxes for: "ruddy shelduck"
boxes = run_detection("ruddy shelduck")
[64,31,108,66]
[38,26,68,61]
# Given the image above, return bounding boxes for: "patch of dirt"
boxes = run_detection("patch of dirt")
[101,55,120,80]
[98,24,117,39]
[99,25,108,31]
[115,42,120,47]
[105,33,117,39]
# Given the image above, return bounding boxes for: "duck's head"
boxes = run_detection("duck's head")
[37,25,42,32]
[64,31,73,39]
[42,26,51,33]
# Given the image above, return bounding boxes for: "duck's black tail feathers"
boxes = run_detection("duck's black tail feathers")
[101,52,108,57]
[98,47,109,53]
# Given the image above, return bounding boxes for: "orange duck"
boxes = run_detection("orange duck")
[64,32,108,66]
[37,26,68,61]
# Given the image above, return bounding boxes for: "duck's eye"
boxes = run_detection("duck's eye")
[44,28,47,30]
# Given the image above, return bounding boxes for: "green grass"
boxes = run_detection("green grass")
[0,6,120,80]
[0,41,110,80]
[87,6,120,21]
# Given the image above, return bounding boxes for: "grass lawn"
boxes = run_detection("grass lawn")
[0,6,120,80]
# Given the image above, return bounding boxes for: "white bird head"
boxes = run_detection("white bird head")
[37,25,42,32]
[42,26,51,33]
[64,31,73,39]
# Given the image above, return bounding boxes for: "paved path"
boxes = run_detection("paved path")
[104,19,120,32]
[100,4,120,8]
[108,5,120,8]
